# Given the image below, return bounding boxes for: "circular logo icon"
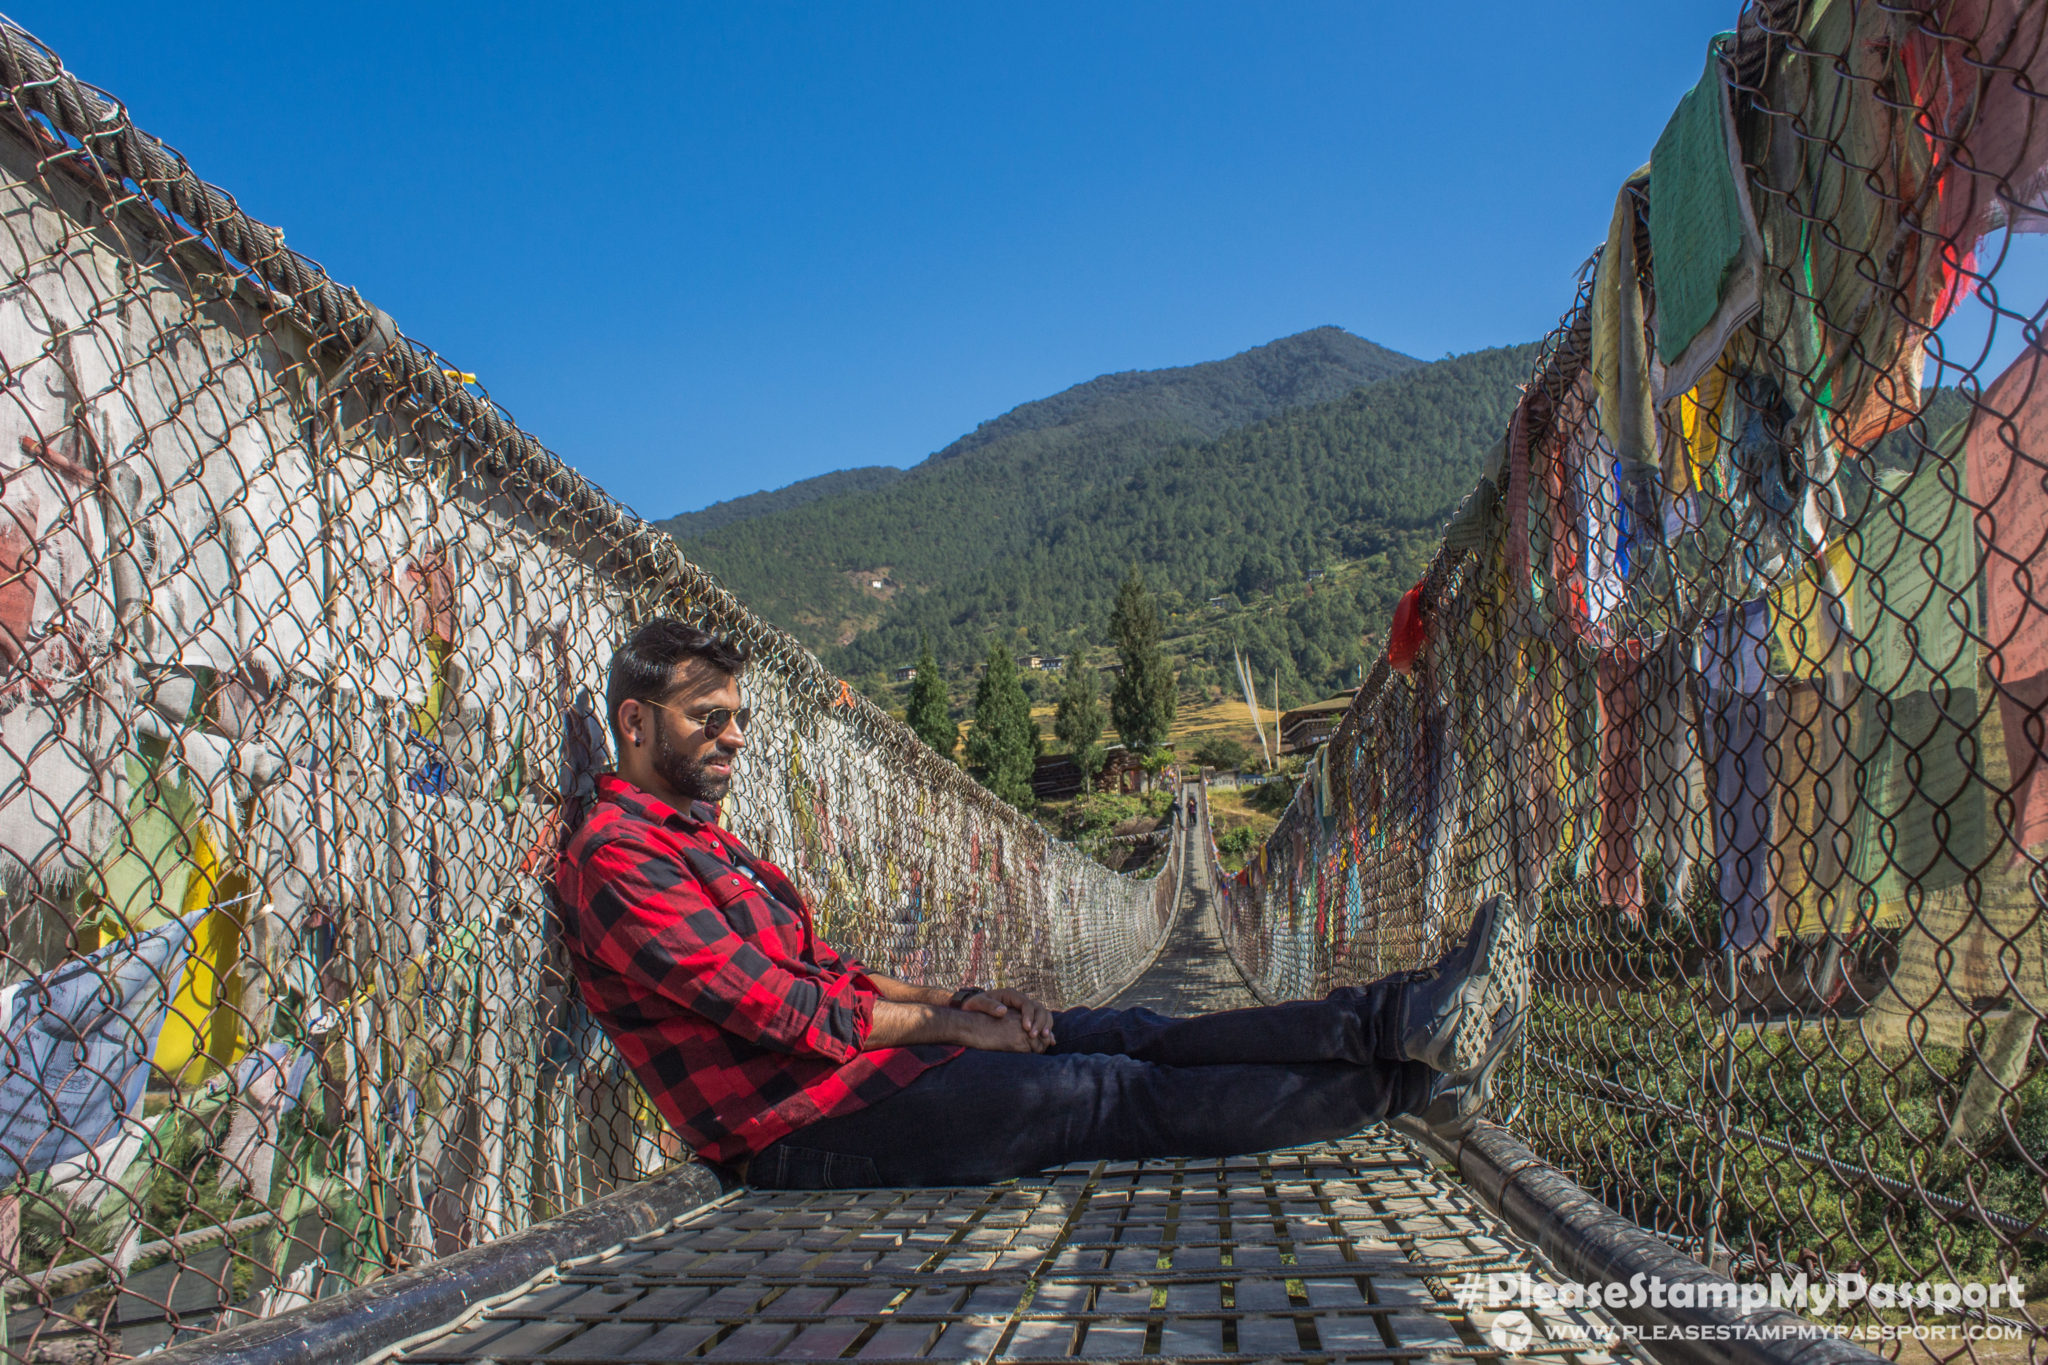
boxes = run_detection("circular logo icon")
[1488,1310,1537,1355]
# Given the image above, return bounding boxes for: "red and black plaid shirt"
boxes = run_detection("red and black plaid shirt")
[556,775,957,1166]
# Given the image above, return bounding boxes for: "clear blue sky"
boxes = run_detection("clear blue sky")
[35,2,1754,517]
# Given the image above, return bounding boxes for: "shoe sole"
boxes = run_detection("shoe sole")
[1427,1012,1526,1138]
[1440,896,1531,1077]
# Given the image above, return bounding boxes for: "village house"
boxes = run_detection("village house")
[1278,693,1358,754]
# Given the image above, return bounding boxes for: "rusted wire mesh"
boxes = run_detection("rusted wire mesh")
[1216,0,2048,1342]
[0,18,1178,1360]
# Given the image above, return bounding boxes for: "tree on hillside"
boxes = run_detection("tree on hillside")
[1191,733,1255,772]
[1054,664,1109,779]
[967,646,1037,807]
[1235,549,1286,597]
[1110,568,1176,752]
[904,638,957,760]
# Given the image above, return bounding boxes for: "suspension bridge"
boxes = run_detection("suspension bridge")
[365,804,1639,1365]
[0,2,2043,1362]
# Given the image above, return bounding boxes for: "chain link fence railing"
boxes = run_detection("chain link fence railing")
[1216,0,2048,1344]
[0,17,1177,1361]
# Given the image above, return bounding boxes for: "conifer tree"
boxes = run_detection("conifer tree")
[1054,663,1109,778]
[967,646,1037,807]
[904,638,957,760]
[1110,567,1176,752]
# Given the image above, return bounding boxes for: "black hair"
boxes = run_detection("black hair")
[605,618,749,750]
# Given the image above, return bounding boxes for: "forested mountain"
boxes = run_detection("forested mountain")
[663,327,1417,573]
[929,326,1420,462]
[837,343,1537,689]
[658,466,904,539]
[666,333,1537,698]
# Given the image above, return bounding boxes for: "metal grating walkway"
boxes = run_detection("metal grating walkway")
[1108,801,1260,1020]
[389,806,1633,1365]
[391,1136,1635,1364]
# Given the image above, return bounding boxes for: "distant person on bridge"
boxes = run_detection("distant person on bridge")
[555,619,1529,1189]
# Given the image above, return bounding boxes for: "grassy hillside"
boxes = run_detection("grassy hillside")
[849,551,1434,726]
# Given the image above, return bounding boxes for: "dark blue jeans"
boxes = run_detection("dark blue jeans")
[749,984,1433,1188]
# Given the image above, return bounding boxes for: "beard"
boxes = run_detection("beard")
[651,715,735,805]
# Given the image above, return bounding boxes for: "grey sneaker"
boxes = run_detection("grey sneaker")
[1399,893,1530,1076]
[1415,1009,1523,1137]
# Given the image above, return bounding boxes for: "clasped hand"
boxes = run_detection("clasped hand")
[957,988,1055,1053]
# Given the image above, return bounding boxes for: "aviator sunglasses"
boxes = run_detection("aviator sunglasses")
[648,698,753,741]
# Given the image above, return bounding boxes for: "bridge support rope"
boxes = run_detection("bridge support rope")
[221,784,1867,1365]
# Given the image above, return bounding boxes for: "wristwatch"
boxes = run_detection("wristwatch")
[950,986,990,1009]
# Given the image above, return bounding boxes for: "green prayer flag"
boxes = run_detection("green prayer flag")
[1650,35,1748,366]
[1847,447,1984,900]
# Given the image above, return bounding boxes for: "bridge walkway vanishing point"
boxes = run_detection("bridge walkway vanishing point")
[381,793,1639,1365]
[1104,797,1259,1019]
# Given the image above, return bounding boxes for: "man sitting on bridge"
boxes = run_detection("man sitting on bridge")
[555,619,1529,1189]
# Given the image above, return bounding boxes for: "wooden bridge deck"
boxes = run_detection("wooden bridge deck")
[390,801,1633,1365]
